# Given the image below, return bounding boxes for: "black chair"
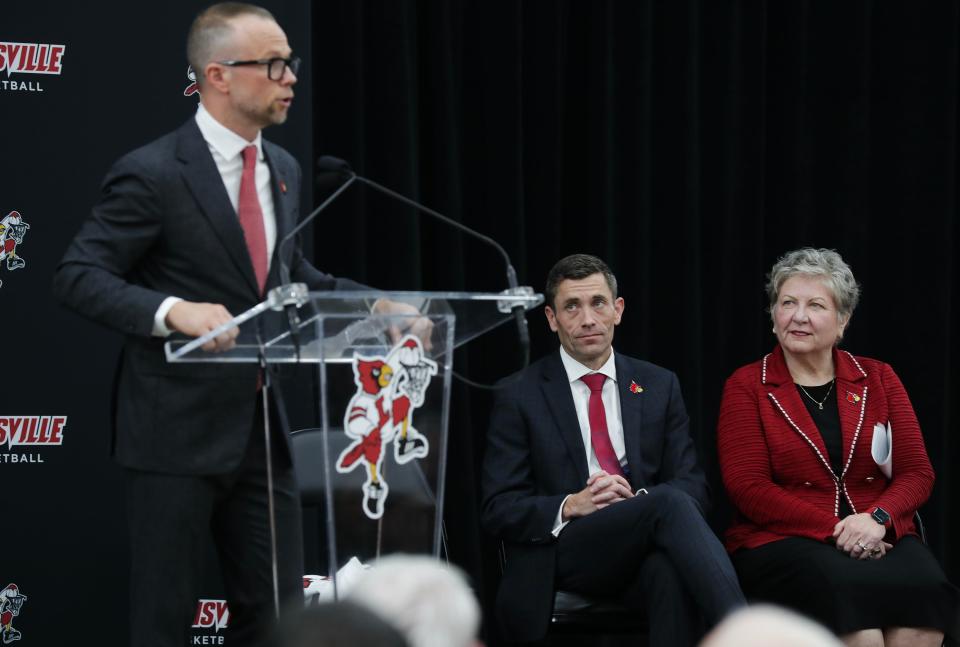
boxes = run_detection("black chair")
[915,510,928,545]
[550,590,648,633]
[289,427,331,506]
[497,542,648,645]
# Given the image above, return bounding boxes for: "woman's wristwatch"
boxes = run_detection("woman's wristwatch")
[870,506,891,528]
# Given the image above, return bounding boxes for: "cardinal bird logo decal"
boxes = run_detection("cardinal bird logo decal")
[336,335,437,519]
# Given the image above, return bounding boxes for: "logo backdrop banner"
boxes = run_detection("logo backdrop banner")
[2,2,313,643]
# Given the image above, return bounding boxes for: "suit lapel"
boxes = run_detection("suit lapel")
[763,346,871,479]
[540,353,590,484]
[763,348,835,475]
[175,119,260,296]
[834,349,869,477]
[770,382,833,469]
[615,353,645,486]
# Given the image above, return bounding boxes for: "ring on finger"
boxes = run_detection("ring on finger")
[856,540,867,550]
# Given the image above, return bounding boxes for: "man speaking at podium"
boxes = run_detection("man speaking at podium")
[53,4,383,645]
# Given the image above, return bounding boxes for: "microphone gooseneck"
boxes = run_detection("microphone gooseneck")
[286,155,532,386]
[275,160,358,360]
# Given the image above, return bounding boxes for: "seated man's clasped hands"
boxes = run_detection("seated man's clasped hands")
[562,469,636,518]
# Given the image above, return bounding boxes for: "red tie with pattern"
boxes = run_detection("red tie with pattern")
[580,373,625,478]
[239,145,268,294]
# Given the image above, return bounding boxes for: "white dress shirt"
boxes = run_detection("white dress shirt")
[552,346,626,536]
[152,103,278,336]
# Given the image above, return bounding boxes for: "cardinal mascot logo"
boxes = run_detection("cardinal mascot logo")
[336,335,437,519]
[0,211,29,289]
[0,583,26,644]
[183,65,199,97]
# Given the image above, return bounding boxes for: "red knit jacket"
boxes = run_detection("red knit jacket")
[717,345,934,552]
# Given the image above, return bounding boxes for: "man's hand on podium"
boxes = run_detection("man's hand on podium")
[372,299,434,351]
[166,301,239,352]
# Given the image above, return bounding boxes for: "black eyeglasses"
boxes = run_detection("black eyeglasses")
[217,56,301,81]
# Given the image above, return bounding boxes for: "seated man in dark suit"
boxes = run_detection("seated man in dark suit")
[481,254,745,646]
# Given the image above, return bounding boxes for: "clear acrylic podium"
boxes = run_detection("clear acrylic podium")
[165,287,543,591]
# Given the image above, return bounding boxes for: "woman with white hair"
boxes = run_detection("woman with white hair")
[717,248,958,646]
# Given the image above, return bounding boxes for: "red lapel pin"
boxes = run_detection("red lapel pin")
[279,180,287,194]
[846,391,861,404]
[629,381,643,394]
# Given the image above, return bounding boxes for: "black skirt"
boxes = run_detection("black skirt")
[732,535,960,639]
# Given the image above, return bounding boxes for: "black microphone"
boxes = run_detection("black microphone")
[315,156,531,353]
[315,155,353,175]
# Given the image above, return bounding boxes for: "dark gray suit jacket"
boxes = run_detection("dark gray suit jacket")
[54,118,362,475]
[480,350,709,642]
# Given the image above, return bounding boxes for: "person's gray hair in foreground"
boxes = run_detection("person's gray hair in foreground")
[700,605,842,647]
[347,554,482,647]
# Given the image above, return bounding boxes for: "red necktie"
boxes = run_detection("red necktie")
[239,145,268,294]
[580,373,625,478]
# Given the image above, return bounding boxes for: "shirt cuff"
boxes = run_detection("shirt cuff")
[152,296,183,337]
[552,495,573,537]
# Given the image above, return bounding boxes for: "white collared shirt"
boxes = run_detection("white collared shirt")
[552,346,627,536]
[558,345,627,472]
[152,103,278,335]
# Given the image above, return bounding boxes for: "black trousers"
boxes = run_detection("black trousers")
[124,398,303,647]
[556,486,744,647]
[733,535,960,639]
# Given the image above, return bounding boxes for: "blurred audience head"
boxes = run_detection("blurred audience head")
[700,605,842,647]
[347,554,482,647]
[274,599,409,647]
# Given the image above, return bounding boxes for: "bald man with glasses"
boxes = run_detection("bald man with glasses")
[54,4,364,646]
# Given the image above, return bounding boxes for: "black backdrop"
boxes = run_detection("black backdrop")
[309,2,959,643]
